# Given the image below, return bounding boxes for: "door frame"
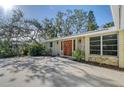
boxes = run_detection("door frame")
[63,40,73,56]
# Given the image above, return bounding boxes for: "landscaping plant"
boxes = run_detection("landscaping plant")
[28,43,50,56]
[72,49,85,61]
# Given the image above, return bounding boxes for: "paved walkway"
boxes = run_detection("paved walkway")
[0,56,124,87]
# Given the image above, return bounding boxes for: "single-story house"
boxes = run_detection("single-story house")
[42,5,124,68]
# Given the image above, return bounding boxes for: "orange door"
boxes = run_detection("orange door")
[64,40,72,56]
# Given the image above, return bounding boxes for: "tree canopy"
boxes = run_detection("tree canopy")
[103,22,114,28]
[0,8,114,57]
[0,8,112,43]
[86,10,99,31]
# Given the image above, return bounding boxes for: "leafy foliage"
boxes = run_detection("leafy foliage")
[73,9,87,34]
[103,22,114,28]
[87,10,99,31]
[72,49,85,61]
[0,8,106,58]
[28,43,51,56]
[0,40,16,58]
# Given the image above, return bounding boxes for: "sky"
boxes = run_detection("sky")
[0,5,113,27]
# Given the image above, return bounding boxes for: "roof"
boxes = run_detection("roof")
[43,27,118,43]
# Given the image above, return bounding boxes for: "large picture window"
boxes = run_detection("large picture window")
[90,36,101,55]
[103,34,117,56]
[90,34,117,56]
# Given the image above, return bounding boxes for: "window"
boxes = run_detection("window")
[61,41,63,50]
[103,34,117,56]
[90,36,101,55]
[50,42,53,47]
[73,40,75,51]
[89,34,118,56]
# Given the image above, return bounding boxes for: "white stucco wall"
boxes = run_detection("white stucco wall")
[44,41,60,56]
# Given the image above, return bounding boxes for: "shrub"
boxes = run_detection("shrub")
[0,48,16,58]
[0,40,16,58]
[28,43,49,56]
[22,46,29,56]
[72,49,85,61]
[0,40,51,58]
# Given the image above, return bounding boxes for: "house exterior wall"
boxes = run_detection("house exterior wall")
[60,40,63,56]
[118,30,124,68]
[44,42,49,49]
[85,44,118,66]
[81,38,85,51]
[85,37,89,61]
[44,30,124,68]
[88,55,118,66]
[74,37,85,51]
[84,30,124,67]
[52,41,59,55]
[44,41,60,56]
[84,32,119,66]
[58,41,61,55]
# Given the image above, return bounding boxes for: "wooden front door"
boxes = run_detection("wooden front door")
[64,40,72,56]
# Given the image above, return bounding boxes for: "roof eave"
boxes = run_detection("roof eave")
[43,28,118,43]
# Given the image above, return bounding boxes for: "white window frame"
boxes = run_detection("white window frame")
[89,34,118,56]
[90,36,101,55]
[102,34,118,56]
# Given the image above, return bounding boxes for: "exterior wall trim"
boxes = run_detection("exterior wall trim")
[43,28,117,43]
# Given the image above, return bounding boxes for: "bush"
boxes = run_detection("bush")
[22,46,29,56]
[72,49,85,61]
[28,43,50,56]
[0,40,51,58]
[0,48,16,58]
[0,40,16,58]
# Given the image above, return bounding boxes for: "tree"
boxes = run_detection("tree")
[73,9,87,34]
[0,9,49,56]
[0,9,25,56]
[63,10,74,36]
[54,11,64,37]
[103,22,114,28]
[87,10,99,31]
[24,19,44,44]
[42,18,56,39]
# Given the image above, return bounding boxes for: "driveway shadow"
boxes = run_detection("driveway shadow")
[0,73,4,77]
[0,57,122,87]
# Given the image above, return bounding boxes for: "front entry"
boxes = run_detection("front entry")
[64,40,72,56]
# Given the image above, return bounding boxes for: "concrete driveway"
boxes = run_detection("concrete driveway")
[0,56,124,87]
